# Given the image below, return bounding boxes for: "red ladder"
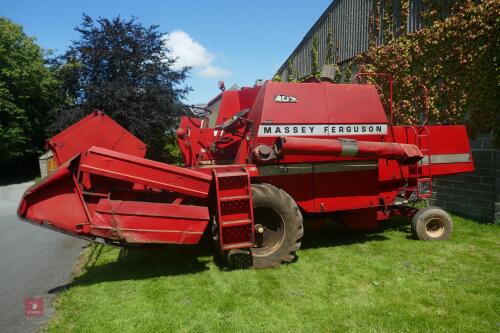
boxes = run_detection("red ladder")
[213,169,254,250]
[415,126,432,199]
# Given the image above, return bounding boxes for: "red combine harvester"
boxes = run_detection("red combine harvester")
[18,75,474,268]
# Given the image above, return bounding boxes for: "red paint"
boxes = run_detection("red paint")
[91,200,209,244]
[47,110,146,165]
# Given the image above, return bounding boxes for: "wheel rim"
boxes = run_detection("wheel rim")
[252,206,286,257]
[425,217,445,238]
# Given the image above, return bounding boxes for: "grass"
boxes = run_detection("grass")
[48,215,499,333]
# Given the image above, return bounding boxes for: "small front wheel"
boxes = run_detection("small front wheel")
[412,206,453,241]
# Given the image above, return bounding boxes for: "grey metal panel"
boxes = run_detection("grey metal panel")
[258,161,378,177]
[258,163,312,176]
[408,0,424,33]
[421,153,471,164]
[313,161,377,173]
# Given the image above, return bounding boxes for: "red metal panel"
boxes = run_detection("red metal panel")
[323,84,388,124]
[427,125,472,154]
[214,91,241,125]
[238,86,261,110]
[47,111,146,165]
[18,161,89,233]
[314,169,379,212]
[256,174,315,212]
[91,199,209,244]
[80,147,212,198]
[257,82,329,124]
[389,125,474,176]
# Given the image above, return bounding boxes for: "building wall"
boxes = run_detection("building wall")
[431,136,500,223]
[276,0,458,81]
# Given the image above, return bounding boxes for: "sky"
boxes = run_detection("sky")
[1,0,332,104]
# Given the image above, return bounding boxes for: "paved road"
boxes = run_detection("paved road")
[0,182,87,333]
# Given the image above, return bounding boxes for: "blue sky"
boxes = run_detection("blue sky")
[1,0,331,104]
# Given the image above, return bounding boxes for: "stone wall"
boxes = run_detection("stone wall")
[431,136,499,223]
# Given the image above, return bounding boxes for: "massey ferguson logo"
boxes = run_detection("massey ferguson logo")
[275,94,298,103]
[258,124,388,137]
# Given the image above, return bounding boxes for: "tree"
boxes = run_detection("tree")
[51,15,191,161]
[0,18,59,169]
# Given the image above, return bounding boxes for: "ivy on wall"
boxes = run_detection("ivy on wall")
[357,0,499,144]
[325,27,334,64]
[272,73,282,82]
[311,33,320,77]
[287,58,294,82]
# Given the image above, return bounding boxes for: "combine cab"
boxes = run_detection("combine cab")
[19,76,474,268]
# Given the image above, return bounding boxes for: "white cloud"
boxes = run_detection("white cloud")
[198,65,232,78]
[163,30,231,78]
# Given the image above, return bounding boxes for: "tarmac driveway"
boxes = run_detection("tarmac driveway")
[0,182,87,333]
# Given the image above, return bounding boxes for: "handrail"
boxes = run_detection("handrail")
[354,72,394,125]
[415,83,429,126]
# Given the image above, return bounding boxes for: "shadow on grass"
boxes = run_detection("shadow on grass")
[49,217,413,289]
[301,216,412,250]
[52,242,215,290]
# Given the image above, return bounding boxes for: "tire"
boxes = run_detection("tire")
[249,183,304,268]
[411,206,453,241]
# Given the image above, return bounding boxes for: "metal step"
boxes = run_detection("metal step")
[221,219,253,227]
[219,195,250,202]
[216,171,248,178]
[222,241,254,250]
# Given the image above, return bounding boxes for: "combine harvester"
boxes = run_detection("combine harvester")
[18,72,474,268]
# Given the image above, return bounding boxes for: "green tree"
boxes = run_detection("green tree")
[0,18,59,169]
[51,15,191,161]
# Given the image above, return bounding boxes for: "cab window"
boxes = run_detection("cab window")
[206,97,222,128]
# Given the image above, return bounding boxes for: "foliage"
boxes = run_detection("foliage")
[357,0,500,144]
[325,27,335,64]
[162,131,182,165]
[0,18,60,168]
[287,58,294,82]
[48,215,499,332]
[272,73,282,82]
[50,15,191,161]
[311,33,320,77]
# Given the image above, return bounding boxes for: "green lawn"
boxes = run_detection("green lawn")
[48,216,499,333]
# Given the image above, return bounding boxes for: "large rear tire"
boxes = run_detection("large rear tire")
[249,183,303,268]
